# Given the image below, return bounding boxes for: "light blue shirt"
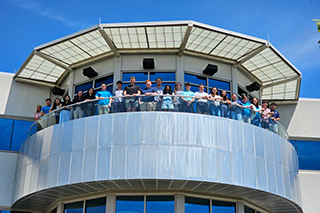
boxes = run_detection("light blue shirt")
[181,90,195,101]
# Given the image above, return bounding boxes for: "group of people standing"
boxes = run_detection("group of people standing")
[34,76,280,133]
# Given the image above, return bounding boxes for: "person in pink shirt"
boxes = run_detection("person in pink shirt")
[261,101,271,129]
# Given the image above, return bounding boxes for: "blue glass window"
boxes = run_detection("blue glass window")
[11,120,33,151]
[116,196,144,213]
[146,196,174,213]
[150,72,175,82]
[123,83,145,90]
[160,83,176,92]
[212,200,236,213]
[64,201,83,213]
[0,118,14,150]
[184,74,206,86]
[209,79,230,91]
[292,140,320,170]
[185,197,209,213]
[122,72,148,82]
[75,81,93,94]
[85,197,106,213]
[95,75,114,88]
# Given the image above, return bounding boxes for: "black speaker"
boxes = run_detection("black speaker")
[52,87,65,96]
[143,58,155,69]
[246,82,261,92]
[83,67,98,78]
[203,64,218,75]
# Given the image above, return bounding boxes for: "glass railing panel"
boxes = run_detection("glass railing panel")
[27,95,289,141]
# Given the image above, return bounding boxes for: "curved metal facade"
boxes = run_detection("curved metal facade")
[13,112,301,211]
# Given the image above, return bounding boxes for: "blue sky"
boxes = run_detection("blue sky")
[0,0,319,98]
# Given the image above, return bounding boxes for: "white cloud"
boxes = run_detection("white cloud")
[9,0,89,29]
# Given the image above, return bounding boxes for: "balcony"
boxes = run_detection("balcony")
[12,96,301,212]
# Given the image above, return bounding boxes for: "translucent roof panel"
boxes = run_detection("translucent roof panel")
[104,27,148,49]
[146,26,187,48]
[262,80,298,100]
[17,55,64,82]
[186,26,263,60]
[40,30,111,65]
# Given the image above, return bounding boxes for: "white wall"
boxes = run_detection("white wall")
[277,98,320,140]
[74,57,114,84]
[184,55,231,81]
[299,171,320,213]
[0,151,18,209]
[1,73,52,119]
[122,54,176,71]
[236,69,260,98]
[0,72,13,115]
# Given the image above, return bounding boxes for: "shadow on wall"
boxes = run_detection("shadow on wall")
[276,103,297,130]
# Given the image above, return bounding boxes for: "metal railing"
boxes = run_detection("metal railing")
[28,95,289,140]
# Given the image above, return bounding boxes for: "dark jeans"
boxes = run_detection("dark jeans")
[182,101,194,113]
[112,102,125,113]
[196,102,208,114]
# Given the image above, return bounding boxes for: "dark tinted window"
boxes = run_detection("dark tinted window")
[11,120,33,151]
[212,200,236,213]
[85,197,106,213]
[95,75,114,88]
[122,72,148,82]
[75,81,93,94]
[291,140,320,170]
[184,74,206,86]
[64,201,83,213]
[209,78,230,91]
[0,119,14,150]
[185,197,209,213]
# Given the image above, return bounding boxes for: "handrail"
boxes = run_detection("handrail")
[28,94,288,140]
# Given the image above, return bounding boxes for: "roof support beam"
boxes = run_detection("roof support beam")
[98,28,120,57]
[234,44,269,68]
[34,51,72,72]
[261,76,301,90]
[15,77,56,87]
[178,23,193,56]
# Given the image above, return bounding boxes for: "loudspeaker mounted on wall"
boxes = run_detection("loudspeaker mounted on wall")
[52,87,65,96]
[143,58,155,69]
[83,67,98,78]
[203,64,218,75]
[246,82,261,92]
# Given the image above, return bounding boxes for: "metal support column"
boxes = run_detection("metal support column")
[106,194,116,213]
[175,194,185,213]
[113,56,122,91]
[231,66,238,95]
[176,55,185,90]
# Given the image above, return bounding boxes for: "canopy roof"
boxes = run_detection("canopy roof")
[15,21,301,101]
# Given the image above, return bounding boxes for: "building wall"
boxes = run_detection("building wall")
[277,98,320,141]
[1,74,52,119]
[299,171,320,213]
[0,151,18,209]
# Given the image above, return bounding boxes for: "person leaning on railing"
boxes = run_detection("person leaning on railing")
[123,76,141,112]
[173,82,182,112]
[230,93,242,121]
[261,101,271,129]
[49,98,62,124]
[140,80,157,111]
[220,90,230,118]
[240,95,252,123]
[59,95,72,123]
[112,81,125,113]
[181,82,195,113]
[269,103,280,133]
[208,87,222,116]
[250,97,261,127]
[83,88,96,116]
[161,85,175,111]
[195,84,209,114]
[73,90,85,119]
[95,83,112,115]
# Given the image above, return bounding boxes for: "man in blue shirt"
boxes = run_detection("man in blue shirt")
[181,83,195,113]
[95,83,112,115]
[41,98,52,116]
[154,78,164,111]
[270,103,280,133]
[140,80,157,111]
